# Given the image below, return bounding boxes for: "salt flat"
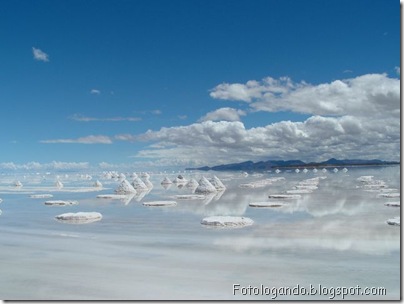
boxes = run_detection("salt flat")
[0,166,399,300]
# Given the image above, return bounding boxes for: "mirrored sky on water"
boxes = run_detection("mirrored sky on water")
[0,165,400,300]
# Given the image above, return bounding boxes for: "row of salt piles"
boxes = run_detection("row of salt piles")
[267,176,326,200]
[356,175,400,226]
[274,168,348,173]
[160,175,226,193]
[114,173,153,195]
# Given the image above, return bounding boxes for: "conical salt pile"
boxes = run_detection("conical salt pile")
[174,175,187,184]
[142,178,153,188]
[161,177,172,184]
[131,177,148,190]
[14,180,23,187]
[195,176,217,194]
[210,176,226,190]
[141,172,150,179]
[55,180,64,188]
[115,179,137,194]
[186,178,199,188]
[93,180,103,188]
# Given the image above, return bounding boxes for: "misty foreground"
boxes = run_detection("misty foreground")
[0,166,399,300]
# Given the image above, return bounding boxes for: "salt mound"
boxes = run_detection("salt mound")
[378,193,400,198]
[143,201,177,207]
[239,183,256,188]
[210,176,226,190]
[142,178,153,188]
[140,172,150,179]
[268,194,301,199]
[333,168,339,173]
[30,194,53,198]
[173,176,187,184]
[322,168,327,173]
[175,194,206,200]
[363,184,385,190]
[55,212,102,224]
[161,177,173,184]
[45,200,79,206]
[55,180,64,188]
[357,176,373,182]
[275,169,281,173]
[201,216,254,228]
[286,189,313,194]
[342,168,348,173]
[97,194,128,199]
[295,169,300,173]
[384,201,400,207]
[14,180,23,187]
[312,168,318,173]
[131,177,148,190]
[249,202,287,207]
[295,185,318,190]
[195,176,217,194]
[115,180,137,194]
[130,172,138,178]
[302,168,308,173]
[386,217,400,226]
[93,180,103,188]
[379,188,398,193]
[185,178,199,188]
[0,198,2,203]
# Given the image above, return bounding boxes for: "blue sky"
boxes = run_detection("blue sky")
[0,0,400,171]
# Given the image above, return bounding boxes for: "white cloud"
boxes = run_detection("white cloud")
[125,111,399,166]
[90,89,101,95]
[198,107,246,122]
[0,161,89,171]
[210,74,399,117]
[151,109,162,115]
[32,47,49,62]
[40,135,113,144]
[114,134,136,142]
[395,66,400,75]
[69,114,141,122]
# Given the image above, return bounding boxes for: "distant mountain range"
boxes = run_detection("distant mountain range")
[187,158,400,171]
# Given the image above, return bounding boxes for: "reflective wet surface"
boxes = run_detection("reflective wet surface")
[0,166,400,300]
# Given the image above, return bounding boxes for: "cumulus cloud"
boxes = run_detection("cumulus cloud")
[395,66,400,75]
[36,72,398,169]
[198,107,247,122]
[210,77,298,102]
[210,74,400,117]
[40,135,113,144]
[90,89,101,95]
[125,112,399,166]
[69,114,141,122]
[0,161,89,171]
[32,47,49,62]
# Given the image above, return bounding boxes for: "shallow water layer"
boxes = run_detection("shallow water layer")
[0,166,400,300]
